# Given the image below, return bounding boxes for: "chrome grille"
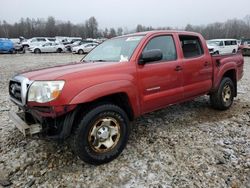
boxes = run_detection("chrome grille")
[9,80,22,103]
[9,75,32,106]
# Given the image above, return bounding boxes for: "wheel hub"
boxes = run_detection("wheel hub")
[88,117,120,153]
[222,85,231,103]
[97,126,110,140]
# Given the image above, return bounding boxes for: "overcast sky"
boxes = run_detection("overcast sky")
[1,0,250,29]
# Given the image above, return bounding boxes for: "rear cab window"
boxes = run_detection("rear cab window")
[179,35,204,58]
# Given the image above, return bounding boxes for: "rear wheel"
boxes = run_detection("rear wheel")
[71,104,130,165]
[78,49,84,54]
[57,48,62,53]
[34,48,41,54]
[210,77,235,110]
[232,49,236,53]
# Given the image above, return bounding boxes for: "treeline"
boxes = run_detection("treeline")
[136,15,250,40]
[0,16,123,39]
[1,15,250,39]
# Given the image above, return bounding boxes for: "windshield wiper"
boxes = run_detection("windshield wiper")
[81,59,87,63]
[92,59,107,62]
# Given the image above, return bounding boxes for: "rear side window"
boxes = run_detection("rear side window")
[37,38,46,42]
[143,35,177,62]
[225,40,237,45]
[225,41,231,46]
[231,41,237,45]
[179,35,204,58]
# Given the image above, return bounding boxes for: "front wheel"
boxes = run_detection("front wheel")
[57,48,62,53]
[78,49,84,54]
[71,104,130,165]
[34,48,41,54]
[214,51,219,55]
[210,77,235,110]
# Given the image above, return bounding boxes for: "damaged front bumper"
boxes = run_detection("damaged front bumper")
[8,111,42,137]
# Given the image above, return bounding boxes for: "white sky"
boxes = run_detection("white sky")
[0,0,250,29]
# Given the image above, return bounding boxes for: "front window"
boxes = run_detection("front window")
[83,35,144,62]
[142,35,177,62]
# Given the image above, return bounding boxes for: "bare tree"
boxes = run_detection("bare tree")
[85,17,98,38]
[117,27,123,36]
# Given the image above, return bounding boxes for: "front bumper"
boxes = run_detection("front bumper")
[9,111,42,137]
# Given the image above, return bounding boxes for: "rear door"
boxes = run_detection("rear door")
[179,35,213,99]
[137,35,184,113]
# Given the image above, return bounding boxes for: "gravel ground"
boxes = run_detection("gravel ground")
[0,54,250,188]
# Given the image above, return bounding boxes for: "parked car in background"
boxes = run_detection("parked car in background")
[240,39,250,56]
[21,37,52,49]
[56,37,82,45]
[207,39,238,54]
[10,38,25,53]
[47,38,57,42]
[0,38,15,54]
[29,42,66,54]
[65,40,97,52]
[72,43,98,54]
[95,38,107,43]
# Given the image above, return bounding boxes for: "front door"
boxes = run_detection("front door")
[137,35,183,113]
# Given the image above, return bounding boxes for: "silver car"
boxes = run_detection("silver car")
[29,42,66,53]
[72,43,98,54]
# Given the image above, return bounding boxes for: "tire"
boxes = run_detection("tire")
[210,77,235,110]
[78,49,84,54]
[57,48,62,53]
[214,51,219,55]
[34,48,41,54]
[23,45,29,51]
[71,104,130,165]
[11,49,16,54]
[232,49,236,53]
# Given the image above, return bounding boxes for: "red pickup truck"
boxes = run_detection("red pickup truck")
[9,31,244,165]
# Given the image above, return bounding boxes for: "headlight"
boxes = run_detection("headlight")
[28,81,65,103]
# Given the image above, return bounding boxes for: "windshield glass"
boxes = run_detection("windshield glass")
[207,41,220,46]
[83,35,144,62]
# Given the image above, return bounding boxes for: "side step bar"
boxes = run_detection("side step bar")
[8,111,42,137]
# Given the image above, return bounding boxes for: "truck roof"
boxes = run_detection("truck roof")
[119,30,201,38]
[209,39,237,41]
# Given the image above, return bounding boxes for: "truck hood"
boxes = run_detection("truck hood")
[22,61,118,81]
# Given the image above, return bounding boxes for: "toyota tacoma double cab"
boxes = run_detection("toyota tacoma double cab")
[9,31,244,165]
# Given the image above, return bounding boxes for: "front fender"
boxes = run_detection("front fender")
[69,80,140,116]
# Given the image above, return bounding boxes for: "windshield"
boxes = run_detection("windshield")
[83,35,144,62]
[207,41,220,46]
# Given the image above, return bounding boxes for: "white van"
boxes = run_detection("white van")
[207,39,238,55]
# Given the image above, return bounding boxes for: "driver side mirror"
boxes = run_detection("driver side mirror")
[139,49,163,65]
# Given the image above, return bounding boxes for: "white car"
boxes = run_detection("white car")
[29,42,66,53]
[21,37,52,49]
[72,43,98,54]
[207,39,238,55]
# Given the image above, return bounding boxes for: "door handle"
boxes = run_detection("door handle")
[204,62,210,67]
[175,66,183,71]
